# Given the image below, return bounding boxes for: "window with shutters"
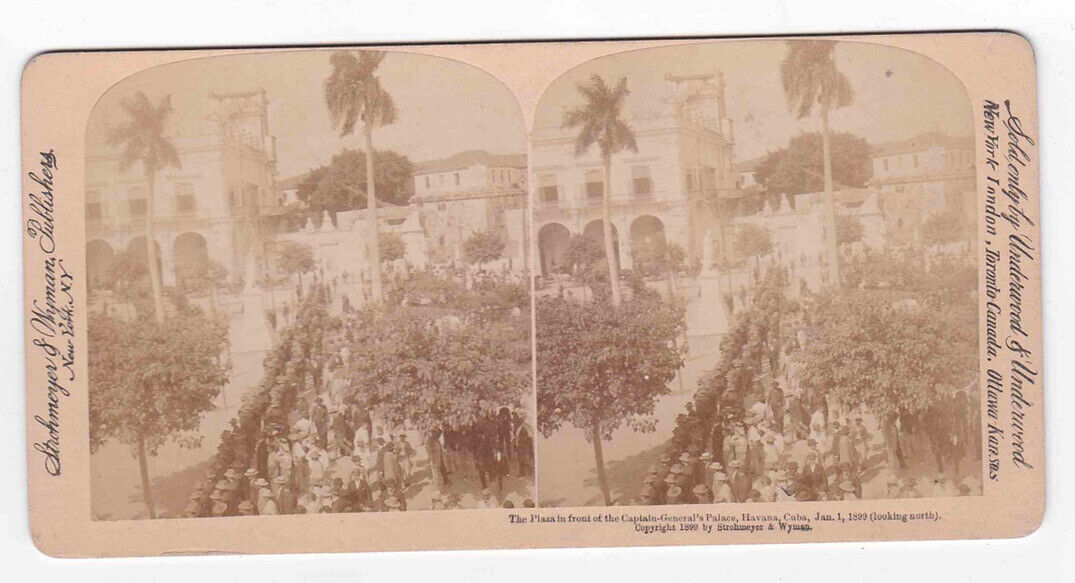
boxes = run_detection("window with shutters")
[585,170,604,199]
[539,174,559,204]
[175,182,195,214]
[632,166,652,195]
[128,186,147,216]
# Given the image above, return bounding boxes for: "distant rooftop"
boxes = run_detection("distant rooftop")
[871,132,974,157]
[276,171,311,191]
[415,150,527,174]
[868,165,975,186]
[732,155,766,173]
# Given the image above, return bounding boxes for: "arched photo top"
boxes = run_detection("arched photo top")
[86,48,528,184]
[533,39,972,163]
[82,48,537,523]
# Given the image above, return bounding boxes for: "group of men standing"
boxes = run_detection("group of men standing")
[186,388,536,517]
[636,380,982,506]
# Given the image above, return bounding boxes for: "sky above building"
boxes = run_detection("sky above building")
[86,41,973,179]
[534,39,975,163]
[85,49,528,178]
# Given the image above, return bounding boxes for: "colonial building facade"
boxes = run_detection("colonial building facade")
[85,89,280,290]
[868,132,976,244]
[411,150,529,271]
[531,73,742,279]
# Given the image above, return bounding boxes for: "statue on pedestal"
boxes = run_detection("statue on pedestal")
[702,229,714,274]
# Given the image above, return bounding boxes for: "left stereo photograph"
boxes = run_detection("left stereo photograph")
[84,49,536,520]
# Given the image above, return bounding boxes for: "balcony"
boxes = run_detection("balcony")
[532,190,681,223]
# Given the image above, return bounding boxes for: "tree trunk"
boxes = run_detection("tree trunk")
[601,156,622,306]
[144,169,165,325]
[820,108,841,286]
[364,123,383,303]
[590,422,612,505]
[136,436,156,519]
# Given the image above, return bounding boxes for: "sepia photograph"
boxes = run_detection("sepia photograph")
[533,39,981,507]
[84,49,535,520]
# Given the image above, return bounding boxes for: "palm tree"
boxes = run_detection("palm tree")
[562,75,638,504]
[324,50,398,304]
[108,92,180,326]
[106,92,180,518]
[780,39,854,285]
[563,74,638,308]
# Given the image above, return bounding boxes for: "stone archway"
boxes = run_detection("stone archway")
[126,236,162,278]
[630,215,667,276]
[174,231,210,290]
[583,219,620,272]
[537,222,571,278]
[86,239,114,290]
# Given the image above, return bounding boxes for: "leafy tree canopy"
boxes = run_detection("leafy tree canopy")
[633,239,686,278]
[921,211,965,247]
[562,234,605,275]
[734,224,774,260]
[462,230,507,266]
[276,240,315,278]
[380,230,406,263]
[89,309,230,455]
[177,257,228,295]
[536,295,686,441]
[793,289,975,418]
[753,132,872,196]
[836,214,864,245]
[840,247,975,305]
[297,148,415,213]
[340,305,530,432]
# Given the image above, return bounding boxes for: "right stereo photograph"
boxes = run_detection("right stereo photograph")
[531,39,981,508]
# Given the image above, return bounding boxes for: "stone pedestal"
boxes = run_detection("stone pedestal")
[232,257,273,354]
[689,272,731,337]
[233,286,273,354]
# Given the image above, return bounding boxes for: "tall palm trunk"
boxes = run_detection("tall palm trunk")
[364,122,383,303]
[144,169,165,324]
[591,421,611,505]
[136,435,156,519]
[820,108,841,286]
[601,156,622,306]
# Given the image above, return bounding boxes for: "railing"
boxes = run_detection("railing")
[534,191,674,214]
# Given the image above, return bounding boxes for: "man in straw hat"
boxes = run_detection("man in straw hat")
[711,469,732,503]
[692,483,711,504]
[665,485,684,505]
[237,500,257,516]
[210,501,228,517]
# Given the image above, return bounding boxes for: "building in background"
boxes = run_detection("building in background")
[273,149,532,310]
[85,89,280,290]
[868,132,976,244]
[531,72,747,279]
[411,150,529,271]
[275,171,308,208]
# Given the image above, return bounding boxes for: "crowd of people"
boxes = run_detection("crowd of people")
[636,383,982,506]
[172,266,538,519]
[186,391,535,517]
